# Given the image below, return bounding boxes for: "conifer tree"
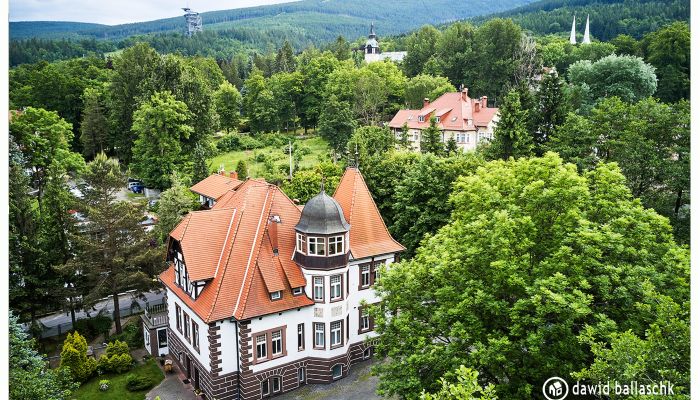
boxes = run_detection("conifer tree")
[236,159,249,180]
[483,90,532,160]
[80,87,109,159]
[420,117,443,155]
[398,123,411,149]
[533,72,568,155]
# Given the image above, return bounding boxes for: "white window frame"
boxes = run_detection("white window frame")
[456,133,466,143]
[256,334,267,360]
[361,265,370,288]
[418,115,425,122]
[270,291,281,300]
[361,308,370,331]
[308,237,326,256]
[261,380,270,396]
[435,116,441,123]
[332,364,342,379]
[296,233,305,254]
[297,323,304,350]
[313,277,324,301]
[314,323,325,348]
[271,330,283,356]
[330,275,342,301]
[330,320,342,347]
[298,367,306,383]
[272,376,281,393]
[327,236,344,256]
[293,287,303,296]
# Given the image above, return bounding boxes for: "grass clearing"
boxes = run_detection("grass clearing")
[210,135,332,178]
[70,358,163,400]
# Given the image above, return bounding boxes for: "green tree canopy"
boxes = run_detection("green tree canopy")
[67,153,160,333]
[10,313,77,399]
[405,74,455,109]
[374,153,689,399]
[80,86,109,159]
[318,95,356,153]
[214,81,242,133]
[482,90,532,160]
[131,91,193,190]
[549,97,690,243]
[568,54,657,104]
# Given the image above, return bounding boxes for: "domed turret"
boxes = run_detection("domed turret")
[293,189,350,270]
[295,191,350,235]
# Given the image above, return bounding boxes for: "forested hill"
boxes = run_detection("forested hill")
[471,0,689,40]
[11,0,533,41]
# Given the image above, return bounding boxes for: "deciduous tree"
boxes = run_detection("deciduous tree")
[374,154,689,398]
[131,91,193,190]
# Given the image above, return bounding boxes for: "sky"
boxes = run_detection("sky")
[9,0,298,25]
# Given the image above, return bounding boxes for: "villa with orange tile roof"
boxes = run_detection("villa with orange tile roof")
[389,87,500,152]
[152,167,404,399]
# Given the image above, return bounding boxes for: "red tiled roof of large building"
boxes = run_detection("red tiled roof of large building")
[189,172,243,200]
[160,179,313,323]
[333,168,405,259]
[389,89,498,131]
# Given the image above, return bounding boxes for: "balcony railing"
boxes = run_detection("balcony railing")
[143,303,168,327]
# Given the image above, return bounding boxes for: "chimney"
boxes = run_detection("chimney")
[269,215,281,256]
[481,96,488,109]
[474,101,480,112]
[462,87,468,101]
[229,171,238,180]
[219,170,225,176]
[423,98,430,108]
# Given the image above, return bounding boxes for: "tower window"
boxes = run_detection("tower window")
[308,237,326,256]
[328,236,344,255]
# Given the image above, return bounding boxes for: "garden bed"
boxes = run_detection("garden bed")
[70,358,164,400]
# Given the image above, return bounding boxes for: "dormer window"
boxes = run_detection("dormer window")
[435,116,441,123]
[418,115,425,122]
[296,233,306,254]
[271,291,282,301]
[308,237,326,256]
[293,287,303,296]
[327,236,344,256]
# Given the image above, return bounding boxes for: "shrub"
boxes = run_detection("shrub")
[59,332,97,382]
[126,374,152,391]
[97,351,133,373]
[216,134,240,152]
[108,322,142,349]
[99,379,110,391]
[105,340,129,358]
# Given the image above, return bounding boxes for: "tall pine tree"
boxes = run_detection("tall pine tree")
[80,87,109,159]
[421,117,444,155]
[533,72,568,155]
[484,90,532,160]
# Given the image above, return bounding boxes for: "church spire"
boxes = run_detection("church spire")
[569,15,577,45]
[582,14,591,44]
[369,22,376,39]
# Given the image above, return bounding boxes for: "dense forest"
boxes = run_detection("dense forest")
[8,2,691,397]
[472,0,690,40]
[10,0,532,66]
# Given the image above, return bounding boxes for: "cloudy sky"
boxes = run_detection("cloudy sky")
[10,0,297,25]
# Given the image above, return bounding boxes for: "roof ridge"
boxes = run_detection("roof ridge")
[213,209,237,279]
[232,185,272,319]
[206,205,245,322]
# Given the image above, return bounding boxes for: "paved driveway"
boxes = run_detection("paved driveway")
[146,362,197,400]
[276,360,381,400]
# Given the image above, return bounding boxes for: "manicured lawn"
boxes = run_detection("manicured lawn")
[71,359,164,400]
[210,135,332,178]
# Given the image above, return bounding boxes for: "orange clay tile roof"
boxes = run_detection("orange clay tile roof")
[160,179,313,322]
[389,91,498,131]
[333,168,405,259]
[189,173,243,200]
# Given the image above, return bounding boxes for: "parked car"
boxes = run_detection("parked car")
[127,178,143,190]
[131,184,144,194]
